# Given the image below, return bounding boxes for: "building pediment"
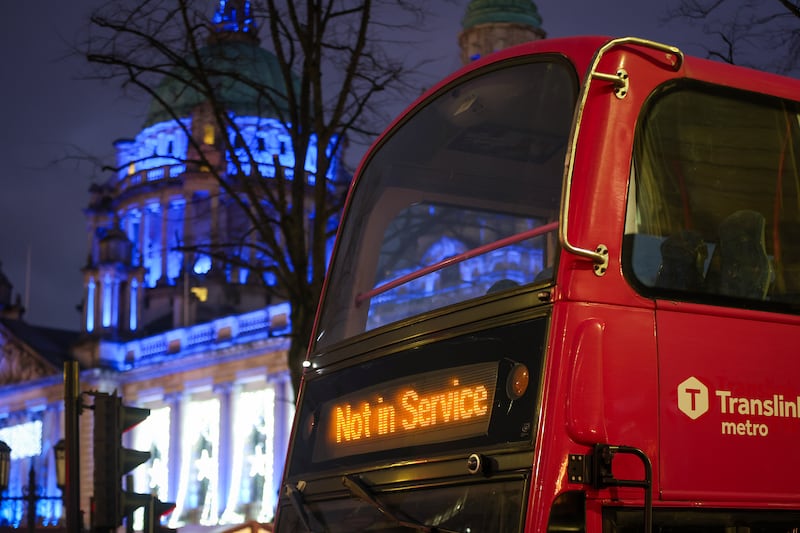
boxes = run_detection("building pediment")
[0,332,56,385]
[0,320,77,386]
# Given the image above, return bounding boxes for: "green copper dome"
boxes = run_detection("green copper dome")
[144,40,293,127]
[462,0,543,30]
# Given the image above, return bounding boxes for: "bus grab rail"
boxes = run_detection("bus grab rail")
[569,444,653,533]
[560,37,684,276]
[355,221,559,306]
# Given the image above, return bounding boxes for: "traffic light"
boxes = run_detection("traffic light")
[144,495,177,533]
[92,392,173,531]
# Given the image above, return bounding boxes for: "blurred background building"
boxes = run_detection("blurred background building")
[0,0,544,531]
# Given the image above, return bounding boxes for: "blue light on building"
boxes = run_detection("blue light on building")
[86,277,96,332]
[130,279,138,331]
[212,0,255,34]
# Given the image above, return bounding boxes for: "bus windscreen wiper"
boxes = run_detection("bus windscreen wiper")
[285,482,324,533]
[341,475,461,533]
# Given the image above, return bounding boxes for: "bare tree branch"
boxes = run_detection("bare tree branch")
[80,0,447,395]
[664,0,800,76]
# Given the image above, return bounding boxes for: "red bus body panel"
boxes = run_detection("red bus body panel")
[546,37,800,512]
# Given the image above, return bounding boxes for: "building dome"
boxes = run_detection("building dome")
[144,40,293,127]
[458,0,546,64]
[462,0,543,30]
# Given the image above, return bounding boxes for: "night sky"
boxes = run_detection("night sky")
[0,1,713,331]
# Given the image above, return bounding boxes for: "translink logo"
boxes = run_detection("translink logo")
[676,376,800,438]
[677,376,708,420]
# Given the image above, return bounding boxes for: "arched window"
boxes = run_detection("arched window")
[194,255,212,275]
[130,279,138,331]
[203,124,215,145]
[102,275,112,328]
[86,277,96,332]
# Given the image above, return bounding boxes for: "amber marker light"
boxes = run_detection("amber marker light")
[506,363,529,400]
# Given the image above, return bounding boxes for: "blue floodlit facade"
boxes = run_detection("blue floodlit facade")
[1,1,314,528]
[77,0,325,528]
[0,0,544,530]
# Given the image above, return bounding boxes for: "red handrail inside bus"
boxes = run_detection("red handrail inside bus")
[355,221,560,306]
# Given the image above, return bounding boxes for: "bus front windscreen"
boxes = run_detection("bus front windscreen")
[315,58,578,350]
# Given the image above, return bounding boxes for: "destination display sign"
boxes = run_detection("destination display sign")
[312,362,499,462]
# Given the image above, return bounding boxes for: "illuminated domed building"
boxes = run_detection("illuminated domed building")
[79,2,314,344]
[0,1,545,530]
[75,1,320,528]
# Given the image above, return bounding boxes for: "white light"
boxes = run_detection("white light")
[0,421,42,459]
[171,398,220,527]
[220,387,276,524]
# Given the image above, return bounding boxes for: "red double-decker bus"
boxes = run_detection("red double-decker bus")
[274,36,800,532]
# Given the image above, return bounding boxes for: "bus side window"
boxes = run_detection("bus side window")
[627,84,800,312]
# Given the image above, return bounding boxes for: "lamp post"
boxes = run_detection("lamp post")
[53,440,66,492]
[64,361,81,533]
[0,440,10,494]
[0,440,10,524]
[54,439,67,529]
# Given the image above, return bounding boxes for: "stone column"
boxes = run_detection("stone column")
[268,373,293,498]
[165,392,183,505]
[213,382,234,518]
[42,403,64,523]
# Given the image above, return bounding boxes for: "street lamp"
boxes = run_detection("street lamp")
[53,440,66,491]
[0,441,7,528]
[0,440,10,496]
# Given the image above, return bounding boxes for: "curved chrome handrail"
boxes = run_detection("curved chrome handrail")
[559,37,684,274]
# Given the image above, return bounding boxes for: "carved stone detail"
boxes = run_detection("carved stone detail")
[0,334,57,385]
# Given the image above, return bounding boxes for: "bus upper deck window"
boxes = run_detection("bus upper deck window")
[625,84,800,312]
[314,59,578,349]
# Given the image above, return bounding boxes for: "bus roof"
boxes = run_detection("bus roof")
[370,34,800,166]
